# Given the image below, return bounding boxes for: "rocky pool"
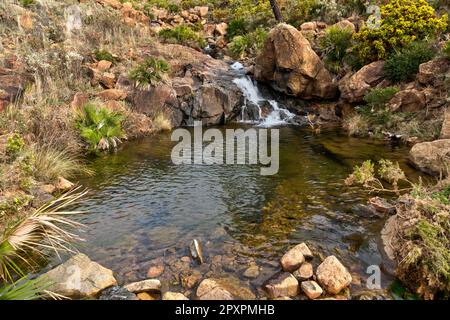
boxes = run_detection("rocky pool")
[67,125,418,298]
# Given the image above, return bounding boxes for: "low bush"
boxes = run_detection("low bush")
[228,28,268,59]
[226,19,248,41]
[158,25,206,48]
[76,103,125,152]
[94,49,117,63]
[5,134,25,160]
[443,41,450,59]
[129,57,170,87]
[364,87,399,109]
[343,114,369,137]
[354,0,447,62]
[384,42,436,82]
[319,25,353,73]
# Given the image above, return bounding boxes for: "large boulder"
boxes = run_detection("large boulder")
[254,23,337,100]
[40,253,117,298]
[440,108,450,139]
[0,67,32,111]
[339,61,386,103]
[409,139,450,176]
[316,255,352,294]
[417,58,450,86]
[388,89,426,113]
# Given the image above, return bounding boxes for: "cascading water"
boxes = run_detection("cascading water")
[231,62,295,127]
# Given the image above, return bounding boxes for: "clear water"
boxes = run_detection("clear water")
[69,126,418,297]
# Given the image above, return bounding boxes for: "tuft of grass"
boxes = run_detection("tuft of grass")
[319,25,353,73]
[76,103,126,152]
[343,114,369,137]
[443,41,450,59]
[31,145,92,183]
[129,57,169,87]
[228,28,268,59]
[152,113,172,131]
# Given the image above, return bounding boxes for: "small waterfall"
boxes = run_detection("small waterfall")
[232,72,294,126]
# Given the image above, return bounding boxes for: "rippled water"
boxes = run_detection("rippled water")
[68,125,417,297]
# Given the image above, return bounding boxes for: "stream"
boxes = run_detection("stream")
[69,125,417,298]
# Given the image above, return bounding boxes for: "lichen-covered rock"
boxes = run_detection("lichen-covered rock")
[409,139,450,176]
[40,253,117,298]
[255,23,337,100]
[316,256,352,294]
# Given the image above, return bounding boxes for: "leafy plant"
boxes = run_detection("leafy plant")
[226,19,248,41]
[158,25,206,48]
[364,87,399,109]
[19,0,34,7]
[76,104,125,152]
[228,28,268,59]
[384,42,436,82]
[354,0,447,62]
[5,134,25,160]
[319,25,353,73]
[94,49,117,63]
[129,57,169,86]
[443,41,450,59]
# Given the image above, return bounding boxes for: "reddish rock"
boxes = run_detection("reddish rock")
[301,280,323,299]
[70,92,89,109]
[97,89,127,101]
[316,256,352,294]
[97,60,112,72]
[264,272,299,299]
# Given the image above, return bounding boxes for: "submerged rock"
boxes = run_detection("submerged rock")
[316,256,352,295]
[263,272,299,299]
[196,279,234,300]
[40,253,117,298]
[243,265,260,279]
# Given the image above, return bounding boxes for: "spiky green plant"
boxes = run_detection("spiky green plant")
[0,189,87,299]
[76,104,126,152]
[129,57,170,87]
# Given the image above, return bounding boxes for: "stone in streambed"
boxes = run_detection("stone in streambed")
[263,272,299,299]
[293,262,313,281]
[280,244,306,272]
[162,292,189,300]
[316,256,352,294]
[123,279,161,293]
[40,253,117,298]
[243,265,260,278]
[301,281,323,300]
[196,279,234,300]
[99,286,137,300]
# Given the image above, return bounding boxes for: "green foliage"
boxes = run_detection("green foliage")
[158,25,206,48]
[0,276,50,300]
[354,0,448,62]
[432,185,450,205]
[76,104,125,152]
[146,0,180,13]
[129,57,169,86]
[5,134,25,160]
[94,49,117,63]
[364,87,399,109]
[228,28,268,59]
[443,41,450,59]
[226,19,248,41]
[284,0,319,26]
[19,0,34,7]
[384,42,436,82]
[319,25,353,73]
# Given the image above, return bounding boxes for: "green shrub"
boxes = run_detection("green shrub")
[354,0,447,62]
[19,0,34,7]
[94,49,117,63]
[76,104,125,152]
[319,25,353,73]
[443,41,450,59]
[364,86,400,108]
[129,57,169,86]
[228,28,268,59]
[146,0,180,13]
[384,42,436,82]
[6,134,25,159]
[226,19,248,41]
[158,25,206,48]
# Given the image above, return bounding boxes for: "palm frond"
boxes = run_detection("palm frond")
[0,276,51,300]
[0,188,88,282]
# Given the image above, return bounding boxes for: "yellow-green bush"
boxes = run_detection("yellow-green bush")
[354,0,448,62]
